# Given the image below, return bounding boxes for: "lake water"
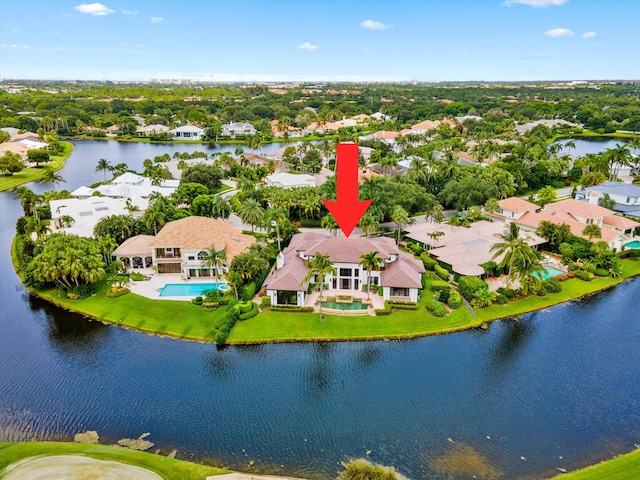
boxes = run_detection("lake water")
[1,139,639,479]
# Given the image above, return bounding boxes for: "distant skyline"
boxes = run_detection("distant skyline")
[1,0,638,82]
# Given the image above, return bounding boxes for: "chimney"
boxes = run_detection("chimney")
[276,252,284,269]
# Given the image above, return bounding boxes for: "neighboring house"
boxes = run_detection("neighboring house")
[221,122,256,137]
[404,220,546,277]
[495,197,539,220]
[0,127,20,137]
[106,125,119,135]
[515,119,580,135]
[514,199,640,249]
[136,124,170,137]
[71,172,178,200]
[455,115,483,123]
[409,120,440,134]
[49,196,147,238]
[576,182,640,218]
[266,172,316,189]
[302,122,342,136]
[236,152,283,170]
[361,130,399,145]
[263,233,424,306]
[371,112,390,122]
[114,216,255,275]
[170,125,205,140]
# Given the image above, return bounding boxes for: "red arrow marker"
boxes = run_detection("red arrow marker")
[323,143,372,238]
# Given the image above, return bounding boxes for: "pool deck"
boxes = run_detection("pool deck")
[304,289,385,316]
[128,273,221,301]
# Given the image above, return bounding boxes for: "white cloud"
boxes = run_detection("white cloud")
[74,3,115,15]
[121,9,138,15]
[361,19,391,30]
[150,16,164,23]
[504,0,568,6]
[525,53,551,58]
[545,28,574,37]
[12,28,18,32]
[1,44,30,49]
[582,31,598,39]
[298,42,319,51]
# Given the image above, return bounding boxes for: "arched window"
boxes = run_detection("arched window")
[197,251,208,260]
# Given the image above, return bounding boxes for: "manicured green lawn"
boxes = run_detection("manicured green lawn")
[0,141,73,192]
[557,449,640,480]
[0,442,229,479]
[37,281,227,342]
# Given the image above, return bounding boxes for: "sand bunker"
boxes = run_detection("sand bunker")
[1,455,163,480]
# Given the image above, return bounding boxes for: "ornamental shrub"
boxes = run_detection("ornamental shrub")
[426,300,447,317]
[261,296,271,307]
[241,282,256,301]
[106,286,130,298]
[447,291,461,309]
[458,276,489,302]
[594,267,610,277]
[542,278,562,293]
[574,270,594,281]
[192,296,203,305]
[430,281,451,302]
[239,302,259,320]
[497,287,518,300]
[494,293,508,304]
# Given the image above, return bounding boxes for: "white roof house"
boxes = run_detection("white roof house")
[49,196,147,238]
[221,122,257,137]
[71,173,178,202]
[136,124,170,136]
[170,125,205,139]
[266,173,316,189]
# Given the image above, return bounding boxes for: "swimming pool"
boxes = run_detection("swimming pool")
[321,299,368,311]
[624,240,640,249]
[534,266,566,280]
[159,282,229,297]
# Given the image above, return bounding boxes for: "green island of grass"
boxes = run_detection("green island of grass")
[0,141,74,192]
[0,441,229,479]
[16,229,640,344]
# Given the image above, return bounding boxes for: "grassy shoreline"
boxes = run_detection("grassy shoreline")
[0,141,74,192]
[556,448,640,479]
[0,442,229,479]
[12,233,640,343]
[63,134,339,145]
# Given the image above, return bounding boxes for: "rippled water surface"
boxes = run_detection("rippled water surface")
[1,140,639,479]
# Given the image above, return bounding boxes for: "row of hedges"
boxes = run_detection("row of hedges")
[434,264,450,281]
[420,253,438,271]
[237,302,259,320]
[619,249,640,259]
[214,308,239,344]
[447,290,461,309]
[386,300,419,310]
[270,305,315,313]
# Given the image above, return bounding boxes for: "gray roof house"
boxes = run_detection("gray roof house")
[576,182,640,217]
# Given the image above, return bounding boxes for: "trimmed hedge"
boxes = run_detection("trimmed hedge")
[239,302,259,320]
[191,296,203,305]
[420,253,437,271]
[241,282,256,301]
[434,264,450,281]
[106,286,130,298]
[459,276,490,301]
[594,267,610,277]
[619,249,640,259]
[270,305,314,313]
[387,300,419,310]
[496,287,518,300]
[215,308,240,344]
[494,293,508,304]
[261,296,271,307]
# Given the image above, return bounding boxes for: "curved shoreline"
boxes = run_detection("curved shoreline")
[13,236,640,344]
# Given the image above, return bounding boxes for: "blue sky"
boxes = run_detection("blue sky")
[1,0,638,82]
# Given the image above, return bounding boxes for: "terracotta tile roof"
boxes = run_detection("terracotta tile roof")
[545,199,613,219]
[516,212,620,244]
[411,120,440,131]
[264,233,424,291]
[372,130,400,140]
[149,216,255,258]
[602,214,640,230]
[499,197,539,213]
[380,252,424,288]
[113,235,155,256]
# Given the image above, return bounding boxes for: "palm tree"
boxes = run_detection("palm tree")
[95,158,111,182]
[390,205,409,245]
[211,195,231,220]
[202,246,227,288]
[238,198,264,232]
[358,212,380,237]
[605,144,632,181]
[144,206,166,235]
[597,193,616,211]
[265,207,287,250]
[582,223,602,242]
[39,168,65,192]
[303,252,336,320]
[321,213,339,236]
[490,222,540,289]
[359,251,384,300]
